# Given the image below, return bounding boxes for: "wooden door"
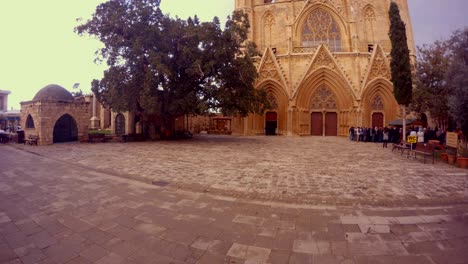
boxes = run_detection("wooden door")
[372,113,384,128]
[325,112,338,136]
[265,112,277,135]
[311,112,323,136]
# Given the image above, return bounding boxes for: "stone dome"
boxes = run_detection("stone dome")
[33,84,74,101]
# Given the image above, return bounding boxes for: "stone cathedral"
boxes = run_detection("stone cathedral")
[231,0,415,136]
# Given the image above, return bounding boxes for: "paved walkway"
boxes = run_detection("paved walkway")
[13,135,468,206]
[1,136,467,263]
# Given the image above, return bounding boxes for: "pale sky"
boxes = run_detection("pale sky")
[1,0,467,110]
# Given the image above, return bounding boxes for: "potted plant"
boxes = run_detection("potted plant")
[447,148,457,165]
[441,149,448,162]
[457,139,468,169]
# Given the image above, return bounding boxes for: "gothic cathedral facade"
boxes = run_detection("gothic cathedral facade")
[232,0,415,136]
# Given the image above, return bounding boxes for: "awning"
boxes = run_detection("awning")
[388,118,418,126]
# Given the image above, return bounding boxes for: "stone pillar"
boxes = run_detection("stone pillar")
[90,94,100,129]
[287,107,293,136]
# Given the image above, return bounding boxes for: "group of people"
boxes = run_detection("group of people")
[349,126,448,148]
[348,126,401,147]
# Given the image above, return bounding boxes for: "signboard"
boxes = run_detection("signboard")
[407,135,417,144]
[446,132,458,148]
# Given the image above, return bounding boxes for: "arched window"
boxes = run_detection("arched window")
[364,5,376,44]
[310,85,337,110]
[302,8,342,52]
[26,114,35,129]
[371,94,384,110]
[115,114,125,135]
[263,12,275,48]
[364,5,376,21]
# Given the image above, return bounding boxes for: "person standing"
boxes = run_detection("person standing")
[417,128,425,143]
[349,126,355,141]
[383,128,389,148]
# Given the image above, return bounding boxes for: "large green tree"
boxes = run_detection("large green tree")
[447,28,468,136]
[389,2,413,138]
[411,41,451,130]
[76,0,267,131]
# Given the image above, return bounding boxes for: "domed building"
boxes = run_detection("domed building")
[20,84,90,145]
[232,0,415,136]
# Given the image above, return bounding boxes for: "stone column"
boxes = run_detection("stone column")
[90,94,100,129]
[287,107,293,136]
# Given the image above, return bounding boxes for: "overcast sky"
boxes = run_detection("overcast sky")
[1,0,467,110]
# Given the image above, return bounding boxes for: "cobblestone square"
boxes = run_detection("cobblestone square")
[1,135,467,263]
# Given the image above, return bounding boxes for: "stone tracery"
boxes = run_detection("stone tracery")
[267,92,279,109]
[368,48,391,81]
[310,85,337,110]
[259,54,280,81]
[302,8,342,52]
[371,94,384,110]
[364,5,376,21]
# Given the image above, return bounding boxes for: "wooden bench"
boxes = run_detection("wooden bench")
[410,142,435,164]
[24,135,39,146]
[88,133,107,143]
[392,140,411,155]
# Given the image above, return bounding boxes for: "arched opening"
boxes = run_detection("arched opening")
[26,114,35,129]
[265,112,277,135]
[263,12,275,49]
[372,113,384,128]
[115,113,126,135]
[371,94,384,128]
[301,8,342,51]
[421,113,428,127]
[364,5,376,45]
[53,114,78,143]
[309,85,338,136]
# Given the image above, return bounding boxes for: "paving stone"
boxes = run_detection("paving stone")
[0,245,18,263]
[2,140,468,263]
[95,252,124,264]
[65,256,93,264]
[79,244,109,262]
[233,215,265,226]
[358,224,390,234]
[354,255,433,264]
[11,136,468,207]
[30,230,57,249]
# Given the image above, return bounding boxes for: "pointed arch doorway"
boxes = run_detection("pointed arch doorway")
[310,85,338,136]
[265,112,277,135]
[53,114,78,143]
[372,112,384,128]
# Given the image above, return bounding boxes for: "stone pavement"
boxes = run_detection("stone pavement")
[12,135,468,206]
[0,137,468,263]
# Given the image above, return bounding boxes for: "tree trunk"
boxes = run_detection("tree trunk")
[402,105,407,141]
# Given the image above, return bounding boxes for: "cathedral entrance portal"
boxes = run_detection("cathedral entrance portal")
[265,112,277,135]
[372,112,384,128]
[311,112,338,136]
[311,112,323,136]
[325,112,338,136]
[53,114,78,143]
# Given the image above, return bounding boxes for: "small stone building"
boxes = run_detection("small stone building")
[20,84,90,145]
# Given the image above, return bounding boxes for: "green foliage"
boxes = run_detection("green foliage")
[388,2,413,106]
[411,41,450,128]
[88,129,112,135]
[458,138,468,158]
[76,0,266,128]
[446,28,468,136]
